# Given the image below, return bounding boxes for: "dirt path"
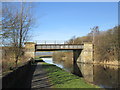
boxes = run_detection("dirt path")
[31,62,52,88]
[2,61,52,88]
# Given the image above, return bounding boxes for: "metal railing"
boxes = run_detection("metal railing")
[34,40,68,44]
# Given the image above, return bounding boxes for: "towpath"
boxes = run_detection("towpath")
[31,62,52,88]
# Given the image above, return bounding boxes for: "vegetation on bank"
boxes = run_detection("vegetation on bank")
[2,56,28,75]
[53,26,120,64]
[42,62,100,88]
[34,56,43,60]
[71,26,119,63]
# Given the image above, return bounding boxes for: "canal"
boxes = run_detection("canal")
[42,57,120,89]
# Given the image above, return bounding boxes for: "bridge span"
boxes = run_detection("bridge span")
[35,44,84,51]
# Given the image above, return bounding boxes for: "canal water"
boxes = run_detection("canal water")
[42,58,120,89]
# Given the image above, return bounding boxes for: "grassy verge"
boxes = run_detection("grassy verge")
[34,56,43,60]
[42,62,100,88]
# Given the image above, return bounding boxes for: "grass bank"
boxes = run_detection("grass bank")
[42,62,100,88]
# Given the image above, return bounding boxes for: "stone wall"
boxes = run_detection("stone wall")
[77,42,93,63]
[24,42,36,58]
[2,59,36,88]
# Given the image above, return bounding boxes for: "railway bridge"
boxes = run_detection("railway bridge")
[24,42,93,75]
[24,42,93,64]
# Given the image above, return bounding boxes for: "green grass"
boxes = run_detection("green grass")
[42,62,100,88]
[34,56,43,60]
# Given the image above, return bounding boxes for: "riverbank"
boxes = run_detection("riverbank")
[2,58,100,88]
[42,62,100,88]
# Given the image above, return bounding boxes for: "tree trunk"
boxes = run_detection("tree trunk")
[15,56,19,67]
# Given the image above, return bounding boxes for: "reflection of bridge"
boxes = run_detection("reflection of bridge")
[35,44,84,51]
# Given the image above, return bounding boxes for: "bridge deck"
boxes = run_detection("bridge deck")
[35,44,84,51]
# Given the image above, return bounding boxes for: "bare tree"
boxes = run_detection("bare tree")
[2,2,34,67]
[90,26,99,44]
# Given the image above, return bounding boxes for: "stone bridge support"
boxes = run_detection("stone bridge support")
[24,42,36,58]
[73,42,93,76]
[76,42,94,63]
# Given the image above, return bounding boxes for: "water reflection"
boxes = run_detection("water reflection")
[40,56,119,89]
[53,57,73,73]
[77,63,119,88]
[42,58,63,68]
[77,63,94,82]
[92,64,120,88]
[53,58,120,89]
